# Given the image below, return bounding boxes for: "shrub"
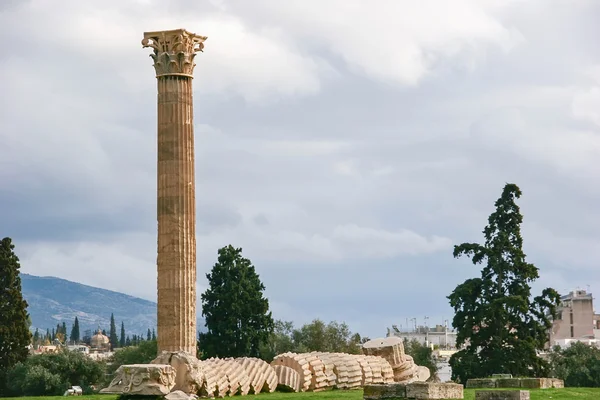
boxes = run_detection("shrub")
[548,342,600,387]
[6,363,65,396]
[4,349,105,396]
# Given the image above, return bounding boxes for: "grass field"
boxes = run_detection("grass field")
[4,389,600,400]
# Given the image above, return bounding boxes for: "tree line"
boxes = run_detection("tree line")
[2,182,599,394]
[31,314,156,349]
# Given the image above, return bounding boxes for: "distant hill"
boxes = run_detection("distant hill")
[21,273,205,337]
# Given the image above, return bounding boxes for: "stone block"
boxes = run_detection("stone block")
[491,374,513,379]
[152,351,204,394]
[496,378,521,388]
[405,382,464,399]
[551,378,564,388]
[519,378,542,389]
[99,364,176,395]
[466,379,497,388]
[475,390,530,400]
[363,337,407,367]
[363,383,407,399]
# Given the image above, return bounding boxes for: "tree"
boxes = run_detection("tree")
[447,183,560,383]
[403,338,438,381]
[5,349,104,396]
[0,237,32,394]
[199,245,274,358]
[108,339,157,376]
[259,319,364,360]
[152,329,156,341]
[109,313,118,349]
[259,320,297,361]
[147,328,152,341]
[70,317,80,344]
[119,322,125,348]
[548,342,600,387]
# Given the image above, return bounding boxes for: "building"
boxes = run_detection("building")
[90,329,111,352]
[549,289,600,348]
[386,324,458,349]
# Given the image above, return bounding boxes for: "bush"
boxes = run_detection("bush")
[6,363,65,396]
[403,338,439,381]
[108,340,157,375]
[4,349,105,396]
[548,342,600,387]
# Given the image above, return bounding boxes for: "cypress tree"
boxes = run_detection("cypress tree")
[200,245,274,358]
[0,238,32,393]
[119,321,126,347]
[147,328,151,341]
[70,317,80,343]
[109,313,119,349]
[152,329,156,341]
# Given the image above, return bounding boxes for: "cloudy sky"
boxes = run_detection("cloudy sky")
[1,0,599,339]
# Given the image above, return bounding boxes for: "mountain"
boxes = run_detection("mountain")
[21,273,205,337]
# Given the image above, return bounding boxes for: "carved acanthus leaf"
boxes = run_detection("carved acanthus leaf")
[142,29,207,78]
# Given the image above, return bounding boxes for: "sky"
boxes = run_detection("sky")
[1,0,599,339]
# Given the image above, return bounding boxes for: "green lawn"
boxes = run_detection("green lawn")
[4,388,600,400]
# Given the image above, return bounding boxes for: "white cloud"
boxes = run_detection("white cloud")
[225,0,522,86]
[572,86,600,127]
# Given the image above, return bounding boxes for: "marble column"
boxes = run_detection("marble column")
[142,29,207,356]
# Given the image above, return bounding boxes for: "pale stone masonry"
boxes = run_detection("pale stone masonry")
[142,29,207,356]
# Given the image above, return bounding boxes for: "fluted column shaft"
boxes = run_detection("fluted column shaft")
[156,75,197,355]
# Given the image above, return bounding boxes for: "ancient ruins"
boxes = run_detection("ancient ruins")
[142,28,207,356]
[102,338,432,397]
[99,28,434,398]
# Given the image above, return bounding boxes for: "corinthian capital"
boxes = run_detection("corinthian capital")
[142,29,208,78]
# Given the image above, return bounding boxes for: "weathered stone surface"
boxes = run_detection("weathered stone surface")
[363,383,407,399]
[142,28,205,357]
[152,351,204,394]
[235,357,278,393]
[519,378,544,389]
[363,337,406,368]
[415,366,431,382]
[491,374,513,379]
[496,378,521,388]
[271,353,313,392]
[551,378,564,388]
[273,364,301,392]
[100,364,176,395]
[466,379,497,388]
[405,382,464,399]
[475,390,530,400]
[165,390,199,400]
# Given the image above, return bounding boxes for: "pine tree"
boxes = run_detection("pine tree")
[448,183,560,383]
[125,336,131,346]
[0,238,32,392]
[70,317,80,344]
[147,328,151,341]
[119,321,126,348]
[61,321,67,336]
[200,245,274,358]
[152,329,156,341]
[109,313,119,349]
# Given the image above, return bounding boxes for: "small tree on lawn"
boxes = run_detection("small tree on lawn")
[199,245,274,358]
[448,183,560,383]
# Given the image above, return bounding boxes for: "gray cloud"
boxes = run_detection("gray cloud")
[1,0,599,338]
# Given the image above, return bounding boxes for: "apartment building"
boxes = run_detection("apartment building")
[549,289,600,348]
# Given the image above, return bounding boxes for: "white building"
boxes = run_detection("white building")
[386,324,458,349]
